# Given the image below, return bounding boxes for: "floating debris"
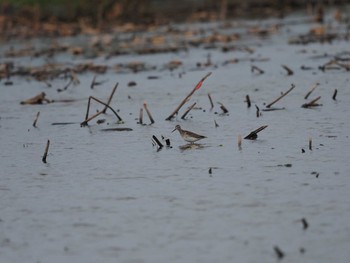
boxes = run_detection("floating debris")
[20,92,51,105]
[100,128,133,132]
[302,96,322,108]
[244,125,268,140]
[42,140,50,164]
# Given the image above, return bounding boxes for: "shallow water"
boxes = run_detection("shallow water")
[1,11,350,263]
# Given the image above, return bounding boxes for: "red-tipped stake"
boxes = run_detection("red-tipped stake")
[143,102,155,124]
[165,72,212,121]
[42,140,50,163]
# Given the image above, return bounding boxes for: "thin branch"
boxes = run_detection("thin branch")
[266,84,295,108]
[165,72,212,121]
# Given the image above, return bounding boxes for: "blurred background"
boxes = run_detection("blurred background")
[1,0,349,26]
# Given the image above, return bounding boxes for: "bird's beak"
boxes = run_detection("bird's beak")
[171,128,176,133]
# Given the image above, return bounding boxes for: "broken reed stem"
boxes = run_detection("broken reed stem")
[152,135,163,148]
[33,111,40,128]
[139,108,143,124]
[332,89,338,100]
[245,95,251,108]
[165,72,212,121]
[304,83,319,100]
[309,137,313,151]
[143,102,155,124]
[251,65,264,74]
[208,93,214,109]
[102,82,118,114]
[90,75,97,89]
[214,120,219,127]
[274,246,285,259]
[238,135,242,150]
[181,102,196,119]
[42,139,50,163]
[81,96,122,126]
[266,84,295,108]
[281,64,294,75]
[302,96,321,108]
[255,104,260,117]
[219,102,229,113]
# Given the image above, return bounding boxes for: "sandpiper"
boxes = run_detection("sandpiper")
[172,125,206,143]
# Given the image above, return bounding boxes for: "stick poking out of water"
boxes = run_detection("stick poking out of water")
[102,82,118,114]
[332,89,338,101]
[181,102,196,120]
[309,137,312,151]
[251,65,264,74]
[42,140,50,163]
[302,96,321,108]
[81,96,122,127]
[274,246,285,259]
[245,95,251,108]
[219,102,229,113]
[33,111,40,128]
[266,84,295,108]
[144,102,155,124]
[165,72,212,121]
[304,83,319,100]
[244,125,268,140]
[281,64,294,75]
[208,93,214,109]
[238,135,242,150]
[139,108,143,124]
[152,135,163,149]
